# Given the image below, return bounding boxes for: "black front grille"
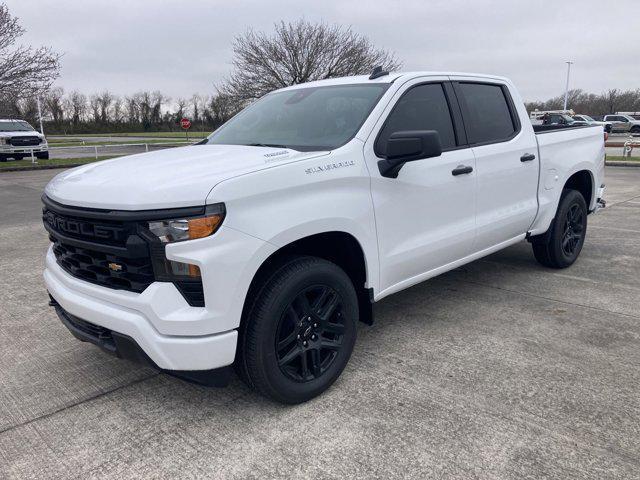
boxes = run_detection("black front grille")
[42,196,207,305]
[51,239,154,292]
[43,201,155,293]
[43,209,130,247]
[9,136,41,146]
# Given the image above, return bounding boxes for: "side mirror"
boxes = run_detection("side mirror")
[378,130,442,178]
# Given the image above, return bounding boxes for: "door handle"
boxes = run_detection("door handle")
[520,153,536,162]
[451,165,473,176]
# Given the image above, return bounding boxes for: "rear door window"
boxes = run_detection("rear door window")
[457,83,518,144]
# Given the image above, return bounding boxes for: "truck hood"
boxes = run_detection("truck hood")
[45,144,329,210]
[0,130,45,139]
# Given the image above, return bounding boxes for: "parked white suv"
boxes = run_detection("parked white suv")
[0,119,48,161]
[43,70,605,403]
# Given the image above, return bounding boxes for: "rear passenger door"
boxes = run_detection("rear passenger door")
[452,80,539,252]
[365,78,477,295]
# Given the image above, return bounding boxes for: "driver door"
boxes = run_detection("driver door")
[364,78,477,296]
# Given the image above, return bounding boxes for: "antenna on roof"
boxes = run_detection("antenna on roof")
[369,65,389,80]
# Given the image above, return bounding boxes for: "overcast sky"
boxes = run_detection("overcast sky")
[7,0,640,102]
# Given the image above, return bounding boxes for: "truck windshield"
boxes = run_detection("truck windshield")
[204,84,389,151]
[0,121,35,132]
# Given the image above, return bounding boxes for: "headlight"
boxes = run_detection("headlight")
[147,204,225,243]
[144,203,225,283]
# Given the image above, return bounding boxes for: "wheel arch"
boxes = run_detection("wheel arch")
[563,169,594,208]
[241,231,374,328]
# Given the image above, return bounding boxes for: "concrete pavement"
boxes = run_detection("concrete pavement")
[0,168,639,479]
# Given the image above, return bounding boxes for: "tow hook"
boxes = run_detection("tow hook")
[597,198,606,209]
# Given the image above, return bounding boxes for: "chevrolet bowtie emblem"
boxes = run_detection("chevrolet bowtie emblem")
[108,262,123,272]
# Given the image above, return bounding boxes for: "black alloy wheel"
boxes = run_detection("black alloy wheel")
[237,255,358,403]
[275,285,346,382]
[561,203,585,257]
[531,189,588,268]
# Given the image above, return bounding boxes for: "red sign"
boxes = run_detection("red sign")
[180,118,191,130]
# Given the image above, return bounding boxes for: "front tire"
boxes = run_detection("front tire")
[237,256,358,404]
[532,189,587,268]
[36,151,49,160]
[631,126,640,135]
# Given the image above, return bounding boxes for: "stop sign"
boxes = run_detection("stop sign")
[180,118,191,130]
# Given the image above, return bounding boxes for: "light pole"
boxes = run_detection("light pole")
[36,95,44,135]
[563,61,574,111]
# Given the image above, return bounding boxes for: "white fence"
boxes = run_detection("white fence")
[22,141,194,164]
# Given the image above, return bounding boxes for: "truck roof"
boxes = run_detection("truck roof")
[278,71,511,92]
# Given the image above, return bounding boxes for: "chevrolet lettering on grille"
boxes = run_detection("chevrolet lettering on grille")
[44,211,125,242]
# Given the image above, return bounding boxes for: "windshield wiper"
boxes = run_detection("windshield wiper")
[246,143,290,149]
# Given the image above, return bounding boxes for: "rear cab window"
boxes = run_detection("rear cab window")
[454,82,519,145]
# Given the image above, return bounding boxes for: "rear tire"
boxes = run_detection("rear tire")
[237,256,358,404]
[532,189,587,268]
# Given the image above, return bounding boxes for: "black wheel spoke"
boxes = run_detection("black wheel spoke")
[277,330,298,351]
[293,294,311,316]
[323,321,345,335]
[309,348,322,377]
[320,338,341,351]
[300,350,310,379]
[316,292,339,320]
[278,345,302,367]
[311,287,330,312]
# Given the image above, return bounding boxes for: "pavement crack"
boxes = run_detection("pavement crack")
[0,373,159,437]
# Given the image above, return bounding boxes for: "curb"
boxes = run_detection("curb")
[0,163,84,173]
[605,161,640,167]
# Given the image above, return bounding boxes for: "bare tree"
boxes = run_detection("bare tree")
[190,94,206,123]
[111,96,124,123]
[65,91,87,125]
[124,95,139,123]
[208,92,237,126]
[221,20,401,104]
[44,87,65,122]
[174,97,187,123]
[94,90,114,123]
[88,94,101,122]
[0,3,60,100]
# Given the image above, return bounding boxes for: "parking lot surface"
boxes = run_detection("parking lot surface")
[1,167,639,479]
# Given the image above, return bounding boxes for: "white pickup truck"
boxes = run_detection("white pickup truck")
[43,70,606,403]
[0,119,49,161]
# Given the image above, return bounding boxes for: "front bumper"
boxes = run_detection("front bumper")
[0,144,47,154]
[50,297,232,386]
[45,248,238,371]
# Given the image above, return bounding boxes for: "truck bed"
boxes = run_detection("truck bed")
[528,124,606,236]
[532,124,592,134]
